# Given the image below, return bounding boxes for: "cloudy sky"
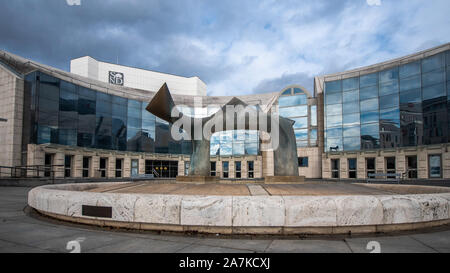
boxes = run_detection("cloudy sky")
[0,0,449,96]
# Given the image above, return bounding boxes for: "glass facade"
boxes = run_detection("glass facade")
[25,72,260,156]
[324,50,450,152]
[277,87,318,147]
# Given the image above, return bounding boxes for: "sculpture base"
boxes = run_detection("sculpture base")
[264,176,305,184]
[176,176,221,184]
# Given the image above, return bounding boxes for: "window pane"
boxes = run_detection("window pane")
[423,83,446,100]
[310,105,317,126]
[292,117,308,129]
[379,67,399,83]
[400,88,422,104]
[360,85,378,100]
[360,98,378,112]
[343,77,359,91]
[295,129,308,140]
[282,89,292,96]
[379,81,399,96]
[310,129,317,140]
[343,89,359,103]
[326,115,342,128]
[325,92,342,105]
[325,80,342,93]
[343,100,360,114]
[400,75,421,92]
[422,53,445,73]
[326,127,342,138]
[343,113,360,126]
[422,68,445,87]
[380,94,399,109]
[326,138,343,151]
[400,61,421,78]
[326,104,342,116]
[343,125,360,138]
[233,142,245,155]
[380,107,400,123]
[344,137,360,151]
[361,123,379,138]
[361,111,379,124]
[360,73,378,87]
[279,105,308,117]
[279,94,307,107]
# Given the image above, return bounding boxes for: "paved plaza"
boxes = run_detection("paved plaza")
[1,186,450,253]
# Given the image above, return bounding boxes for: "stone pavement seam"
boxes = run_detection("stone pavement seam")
[408,235,440,253]
[343,239,354,253]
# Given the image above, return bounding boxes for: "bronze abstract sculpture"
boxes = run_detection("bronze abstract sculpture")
[146,83,299,178]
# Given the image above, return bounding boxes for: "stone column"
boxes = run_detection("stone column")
[340,158,348,179]
[376,157,385,173]
[123,157,131,178]
[396,154,406,176]
[418,151,428,179]
[73,155,83,178]
[229,160,235,179]
[54,152,65,178]
[139,158,146,175]
[357,156,366,179]
[178,160,185,176]
[108,156,116,178]
[92,156,100,178]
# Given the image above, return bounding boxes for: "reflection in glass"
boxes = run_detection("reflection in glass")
[360,98,378,112]
[360,73,378,88]
[400,61,421,78]
[343,77,359,91]
[279,105,308,117]
[325,80,341,93]
[360,85,378,100]
[343,90,359,103]
[380,95,399,109]
[325,92,342,105]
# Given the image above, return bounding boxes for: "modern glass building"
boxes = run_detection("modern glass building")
[317,43,450,179]
[1,43,450,180]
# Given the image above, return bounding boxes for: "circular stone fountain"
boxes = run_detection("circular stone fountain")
[28,182,450,235]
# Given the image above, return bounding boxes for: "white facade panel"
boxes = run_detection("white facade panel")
[70,56,207,96]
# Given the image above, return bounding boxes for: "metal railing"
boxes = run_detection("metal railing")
[0,165,65,182]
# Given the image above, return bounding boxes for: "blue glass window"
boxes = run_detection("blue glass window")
[360,73,378,87]
[326,138,343,151]
[343,90,359,103]
[292,117,308,129]
[310,129,317,140]
[400,75,421,92]
[343,77,359,91]
[326,127,342,138]
[360,85,378,100]
[379,67,399,83]
[326,115,342,128]
[344,137,361,151]
[343,113,360,126]
[380,95,399,109]
[343,101,360,115]
[295,129,308,140]
[279,105,308,117]
[361,123,379,138]
[293,88,304,94]
[422,53,445,73]
[233,143,245,155]
[422,68,445,87]
[360,98,378,112]
[325,92,342,105]
[361,111,379,124]
[326,104,342,116]
[380,107,400,123]
[423,83,446,100]
[379,81,399,96]
[310,105,317,126]
[400,61,421,78]
[325,80,342,93]
[282,89,292,96]
[279,94,307,107]
[400,88,422,104]
[343,126,360,138]
[96,99,112,114]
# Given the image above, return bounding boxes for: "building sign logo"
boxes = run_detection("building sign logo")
[109,71,124,86]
